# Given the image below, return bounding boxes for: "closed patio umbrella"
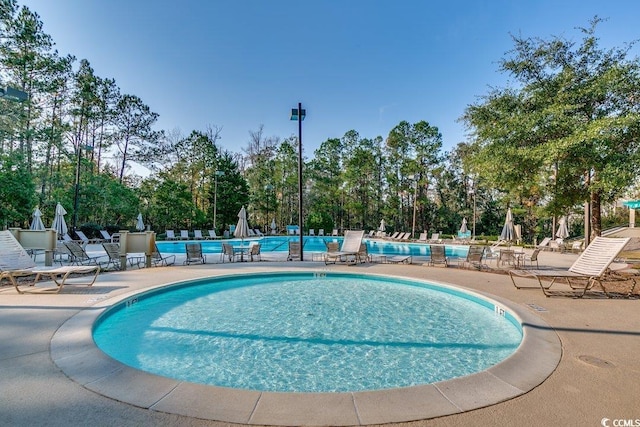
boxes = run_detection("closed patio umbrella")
[270,218,277,234]
[30,207,45,231]
[234,206,250,241]
[500,208,515,242]
[556,216,570,239]
[378,219,386,232]
[459,218,468,234]
[136,213,145,231]
[51,202,68,239]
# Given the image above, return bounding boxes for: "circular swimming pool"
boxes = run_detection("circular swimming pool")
[93,272,522,393]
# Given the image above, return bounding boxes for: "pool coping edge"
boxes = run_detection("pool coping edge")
[50,270,561,426]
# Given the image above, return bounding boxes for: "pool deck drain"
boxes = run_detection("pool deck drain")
[50,269,560,426]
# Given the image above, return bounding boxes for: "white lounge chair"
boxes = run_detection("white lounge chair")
[75,230,105,244]
[509,236,635,298]
[99,230,113,242]
[324,230,365,265]
[207,229,221,239]
[180,230,190,240]
[536,237,552,250]
[193,230,204,240]
[166,230,177,240]
[428,233,442,243]
[0,230,100,294]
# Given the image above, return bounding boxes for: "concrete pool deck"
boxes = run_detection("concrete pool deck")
[1,248,639,426]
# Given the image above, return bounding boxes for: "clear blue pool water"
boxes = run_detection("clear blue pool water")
[156,236,469,258]
[93,272,522,393]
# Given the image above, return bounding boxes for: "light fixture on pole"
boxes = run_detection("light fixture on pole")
[290,103,306,261]
[408,174,418,239]
[213,170,224,230]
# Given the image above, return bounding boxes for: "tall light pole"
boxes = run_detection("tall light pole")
[470,188,476,241]
[291,103,305,261]
[408,174,418,239]
[264,184,273,233]
[213,170,224,230]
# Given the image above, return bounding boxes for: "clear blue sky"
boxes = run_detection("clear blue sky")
[23,0,640,156]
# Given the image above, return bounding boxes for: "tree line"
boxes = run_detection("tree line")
[1,2,638,243]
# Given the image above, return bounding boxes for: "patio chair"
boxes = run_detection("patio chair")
[248,243,262,261]
[549,238,565,252]
[324,230,365,265]
[417,232,428,242]
[207,229,221,239]
[331,229,339,236]
[459,245,485,269]
[497,249,516,268]
[75,230,105,244]
[180,230,190,240]
[309,229,315,236]
[193,230,205,240]
[151,244,175,267]
[536,237,552,250]
[318,229,325,236]
[428,245,448,267]
[386,231,401,240]
[61,232,86,248]
[184,242,206,265]
[509,236,635,298]
[64,241,107,266]
[522,248,541,269]
[101,242,144,270]
[428,233,442,243]
[53,240,72,264]
[0,230,100,294]
[569,241,583,253]
[484,240,506,264]
[166,230,177,240]
[101,242,124,270]
[325,241,340,252]
[357,243,370,263]
[287,241,301,261]
[99,230,113,242]
[388,255,412,264]
[220,243,240,263]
